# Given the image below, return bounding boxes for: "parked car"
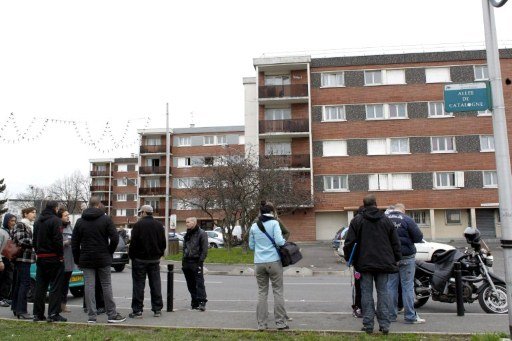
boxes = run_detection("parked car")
[206,230,224,241]
[214,225,242,240]
[208,236,224,248]
[112,236,129,272]
[28,265,84,302]
[332,227,348,249]
[415,239,455,262]
[168,232,184,248]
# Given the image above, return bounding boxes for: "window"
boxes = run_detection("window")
[177,178,196,188]
[408,210,430,226]
[321,72,345,87]
[483,171,498,188]
[366,104,384,119]
[117,164,127,172]
[445,210,461,224]
[178,137,191,146]
[425,67,451,83]
[264,75,290,86]
[144,200,159,210]
[368,173,412,191]
[366,103,407,120]
[116,209,126,217]
[367,138,409,155]
[474,65,489,80]
[239,135,245,145]
[265,108,291,120]
[428,102,451,118]
[95,179,105,186]
[146,179,160,188]
[364,69,405,86]
[322,140,347,156]
[322,105,346,121]
[431,136,456,153]
[434,171,464,189]
[117,194,127,201]
[176,200,194,210]
[177,157,191,168]
[204,157,214,166]
[146,158,160,167]
[480,135,495,152]
[117,178,127,187]
[96,165,107,172]
[323,175,349,191]
[146,137,161,146]
[265,142,292,155]
[217,135,227,145]
[203,136,215,145]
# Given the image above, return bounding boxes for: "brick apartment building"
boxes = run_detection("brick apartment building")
[137,126,245,230]
[243,48,512,241]
[89,157,138,228]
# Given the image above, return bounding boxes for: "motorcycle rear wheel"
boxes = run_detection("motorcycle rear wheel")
[478,283,508,314]
[414,296,429,309]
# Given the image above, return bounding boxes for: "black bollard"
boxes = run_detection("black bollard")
[167,264,174,312]
[454,262,464,316]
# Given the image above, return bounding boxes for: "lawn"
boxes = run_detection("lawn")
[0,320,505,341]
[165,246,254,264]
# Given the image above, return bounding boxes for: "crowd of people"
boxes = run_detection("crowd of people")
[0,194,425,333]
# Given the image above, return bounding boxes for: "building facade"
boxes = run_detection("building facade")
[244,49,512,241]
[89,157,138,228]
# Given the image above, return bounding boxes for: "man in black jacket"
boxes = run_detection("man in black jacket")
[182,217,208,311]
[72,197,126,324]
[343,195,401,335]
[33,201,66,322]
[128,205,166,318]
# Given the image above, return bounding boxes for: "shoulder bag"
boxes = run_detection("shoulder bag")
[1,239,22,261]
[256,220,302,267]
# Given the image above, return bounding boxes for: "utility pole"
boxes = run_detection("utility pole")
[481,0,511,335]
[165,103,171,256]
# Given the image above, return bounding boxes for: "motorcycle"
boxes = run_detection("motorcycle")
[414,227,507,314]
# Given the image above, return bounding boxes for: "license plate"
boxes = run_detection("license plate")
[70,275,83,283]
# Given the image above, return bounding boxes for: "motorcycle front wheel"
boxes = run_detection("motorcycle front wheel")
[478,283,508,314]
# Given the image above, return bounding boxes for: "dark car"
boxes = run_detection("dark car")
[112,236,129,272]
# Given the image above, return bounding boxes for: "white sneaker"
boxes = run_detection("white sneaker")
[405,317,426,324]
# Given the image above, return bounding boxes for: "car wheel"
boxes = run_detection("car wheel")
[113,265,125,272]
[209,243,218,248]
[70,286,84,298]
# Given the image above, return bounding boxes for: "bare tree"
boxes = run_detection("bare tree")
[15,184,51,213]
[175,147,313,250]
[0,178,7,215]
[47,170,90,214]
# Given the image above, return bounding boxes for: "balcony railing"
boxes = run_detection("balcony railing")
[90,185,112,192]
[259,119,309,134]
[139,187,166,196]
[90,170,112,177]
[258,84,308,98]
[139,166,167,174]
[260,154,310,168]
[140,145,167,153]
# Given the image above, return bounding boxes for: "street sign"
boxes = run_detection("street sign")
[444,82,492,112]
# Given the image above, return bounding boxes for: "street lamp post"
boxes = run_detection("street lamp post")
[481,0,511,335]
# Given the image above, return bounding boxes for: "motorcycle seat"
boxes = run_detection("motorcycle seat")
[416,260,435,273]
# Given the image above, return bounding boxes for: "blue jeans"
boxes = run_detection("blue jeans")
[388,257,417,322]
[361,272,390,331]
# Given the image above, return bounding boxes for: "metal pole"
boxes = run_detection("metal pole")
[481,0,512,335]
[167,264,174,312]
[165,103,171,256]
[454,262,465,316]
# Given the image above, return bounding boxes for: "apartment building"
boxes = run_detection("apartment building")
[137,126,245,230]
[245,49,512,241]
[89,157,138,228]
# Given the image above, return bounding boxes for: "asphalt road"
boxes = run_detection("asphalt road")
[0,269,507,334]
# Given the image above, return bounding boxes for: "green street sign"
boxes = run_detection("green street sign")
[444,82,492,112]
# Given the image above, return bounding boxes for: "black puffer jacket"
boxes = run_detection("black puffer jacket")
[182,226,208,262]
[33,208,63,262]
[343,206,401,273]
[128,215,166,261]
[71,207,118,268]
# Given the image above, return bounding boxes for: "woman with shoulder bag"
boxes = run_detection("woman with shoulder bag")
[0,213,17,307]
[11,207,37,318]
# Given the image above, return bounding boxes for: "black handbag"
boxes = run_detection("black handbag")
[256,221,302,267]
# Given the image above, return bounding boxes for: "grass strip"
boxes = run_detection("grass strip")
[165,247,254,264]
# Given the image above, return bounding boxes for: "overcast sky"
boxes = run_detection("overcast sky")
[1,0,511,196]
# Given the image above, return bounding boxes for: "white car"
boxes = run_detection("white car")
[415,239,455,262]
[338,239,454,262]
[206,230,224,241]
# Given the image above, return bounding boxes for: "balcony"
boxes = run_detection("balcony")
[259,119,309,137]
[260,154,310,169]
[90,170,112,177]
[140,145,167,154]
[100,200,112,207]
[139,166,167,175]
[139,187,166,196]
[90,185,112,192]
[258,84,308,104]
